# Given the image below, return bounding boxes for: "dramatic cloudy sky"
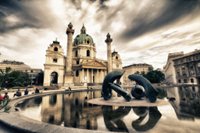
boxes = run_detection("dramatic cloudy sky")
[0,0,200,69]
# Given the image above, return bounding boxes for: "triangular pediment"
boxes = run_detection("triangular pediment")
[81,59,106,69]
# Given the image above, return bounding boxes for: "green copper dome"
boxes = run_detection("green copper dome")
[74,25,94,46]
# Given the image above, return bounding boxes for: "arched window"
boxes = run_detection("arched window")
[86,50,90,57]
[191,78,194,83]
[54,47,58,52]
[75,50,78,57]
[49,94,57,105]
[116,56,118,60]
[50,72,58,85]
[76,60,79,64]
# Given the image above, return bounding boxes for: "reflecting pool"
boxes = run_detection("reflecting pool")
[16,87,200,133]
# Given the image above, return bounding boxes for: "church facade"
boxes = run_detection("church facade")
[44,23,122,86]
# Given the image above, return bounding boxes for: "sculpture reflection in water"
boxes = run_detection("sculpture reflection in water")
[102,106,131,132]
[132,107,161,131]
[102,106,162,132]
[102,70,159,102]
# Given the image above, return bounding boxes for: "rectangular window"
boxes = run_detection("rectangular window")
[53,58,57,63]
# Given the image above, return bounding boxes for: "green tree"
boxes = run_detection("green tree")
[143,70,165,83]
[0,68,31,88]
[34,71,44,85]
[7,71,31,87]
[0,67,12,89]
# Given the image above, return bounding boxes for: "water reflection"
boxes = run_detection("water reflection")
[132,107,161,131]
[41,94,63,125]
[102,106,131,132]
[16,96,42,110]
[16,86,200,132]
[168,86,200,119]
[102,106,161,132]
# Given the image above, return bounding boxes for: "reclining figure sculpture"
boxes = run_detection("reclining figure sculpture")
[101,70,158,103]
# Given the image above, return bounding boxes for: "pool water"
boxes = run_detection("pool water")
[16,88,200,133]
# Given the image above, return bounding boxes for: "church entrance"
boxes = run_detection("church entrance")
[50,72,58,85]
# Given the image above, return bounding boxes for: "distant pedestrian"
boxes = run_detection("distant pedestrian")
[13,89,22,97]
[35,88,40,94]
[24,87,29,95]
[0,93,3,102]
[3,92,9,100]
[0,93,4,107]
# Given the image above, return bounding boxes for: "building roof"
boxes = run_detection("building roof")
[112,51,119,56]
[50,39,62,48]
[0,60,24,65]
[0,60,31,71]
[74,25,95,46]
[163,52,184,70]
[123,63,152,69]
[173,49,200,61]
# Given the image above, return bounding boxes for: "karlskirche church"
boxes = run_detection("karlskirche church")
[44,23,122,86]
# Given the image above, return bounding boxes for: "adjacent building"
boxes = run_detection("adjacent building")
[123,63,153,86]
[0,60,31,71]
[0,60,42,84]
[44,23,122,86]
[173,49,200,86]
[163,52,184,85]
[164,49,200,103]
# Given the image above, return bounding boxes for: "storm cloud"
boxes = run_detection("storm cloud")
[0,0,200,69]
[0,0,58,33]
[121,0,200,40]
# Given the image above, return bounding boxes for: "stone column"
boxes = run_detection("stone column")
[66,22,74,75]
[87,69,90,83]
[100,70,103,83]
[82,69,84,83]
[105,33,113,73]
[91,69,94,83]
[79,69,82,83]
[96,69,99,83]
[64,23,75,85]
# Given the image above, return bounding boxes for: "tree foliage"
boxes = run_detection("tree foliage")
[34,71,44,85]
[143,70,165,83]
[0,68,31,88]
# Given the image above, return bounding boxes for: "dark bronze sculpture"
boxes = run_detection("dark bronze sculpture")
[131,84,145,100]
[102,70,159,102]
[129,74,158,102]
[102,70,132,101]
